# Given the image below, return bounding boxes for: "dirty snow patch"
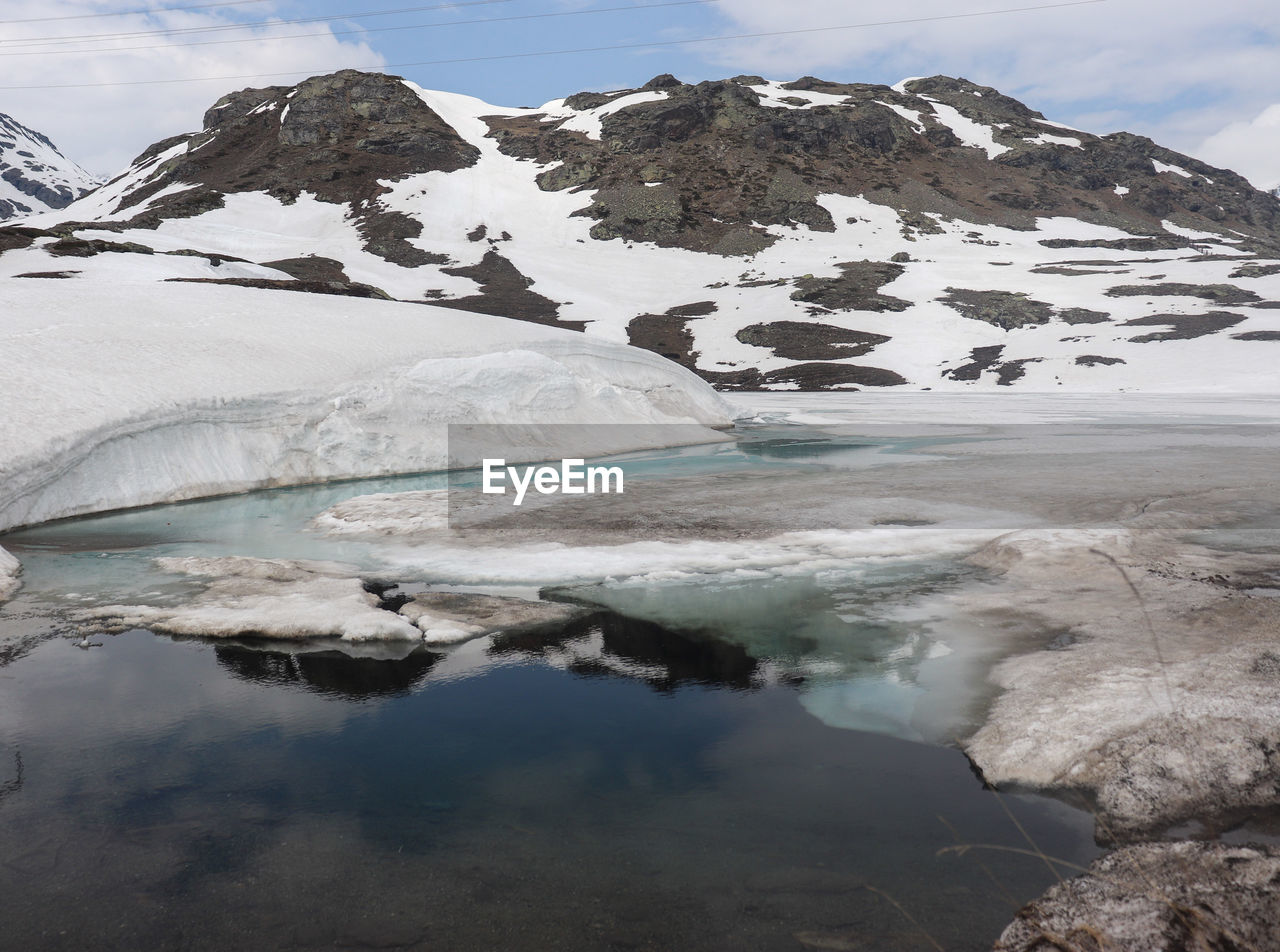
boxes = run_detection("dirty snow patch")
[77,557,423,642]
[0,545,19,602]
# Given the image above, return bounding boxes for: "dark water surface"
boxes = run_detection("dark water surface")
[0,421,1147,950]
[0,614,1099,952]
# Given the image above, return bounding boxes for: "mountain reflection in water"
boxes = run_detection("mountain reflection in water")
[214,644,445,699]
[492,612,764,692]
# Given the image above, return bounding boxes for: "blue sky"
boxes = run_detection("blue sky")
[1,0,1278,188]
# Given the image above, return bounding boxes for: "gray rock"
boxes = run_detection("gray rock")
[995,842,1280,952]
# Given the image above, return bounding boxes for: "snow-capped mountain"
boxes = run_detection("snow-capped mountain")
[7,69,1280,391]
[0,112,99,220]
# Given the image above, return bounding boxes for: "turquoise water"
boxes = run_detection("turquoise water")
[0,425,1103,951]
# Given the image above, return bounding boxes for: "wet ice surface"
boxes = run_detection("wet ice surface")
[2,394,1280,948]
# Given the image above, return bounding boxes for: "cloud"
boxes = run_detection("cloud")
[1197,104,1280,192]
[0,2,386,177]
[694,0,1280,168]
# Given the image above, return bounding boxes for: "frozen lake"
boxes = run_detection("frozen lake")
[2,393,1278,949]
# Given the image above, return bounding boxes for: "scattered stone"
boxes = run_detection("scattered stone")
[937,289,1054,329]
[164,276,392,299]
[435,249,580,329]
[46,236,153,257]
[1230,262,1280,279]
[735,321,890,361]
[1057,307,1112,324]
[0,224,43,255]
[1122,311,1246,342]
[1031,265,1127,276]
[897,210,946,238]
[166,248,251,266]
[758,362,906,390]
[260,255,354,283]
[945,344,1006,381]
[1075,355,1126,366]
[625,301,716,370]
[1106,282,1262,305]
[1039,236,1193,251]
[790,261,910,313]
[943,344,1043,385]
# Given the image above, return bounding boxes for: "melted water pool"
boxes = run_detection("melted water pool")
[0,423,1108,951]
[0,624,1101,952]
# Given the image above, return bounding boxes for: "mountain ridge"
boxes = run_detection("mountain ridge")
[0,111,99,220]
[6,69,1280,391]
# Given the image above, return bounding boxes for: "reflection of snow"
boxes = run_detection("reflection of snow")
[800,677,926,740]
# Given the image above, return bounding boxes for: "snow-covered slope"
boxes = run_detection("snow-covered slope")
[10,69,1280,391]
[0,112,99,220]
[0,277,733,533]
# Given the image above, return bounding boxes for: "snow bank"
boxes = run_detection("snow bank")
[76,556,582,645]
[81,557,422,642]
[0,545,19,602]
[0,279,734,531]
[961,524,1280,841]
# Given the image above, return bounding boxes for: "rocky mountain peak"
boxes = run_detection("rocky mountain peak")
[0,112,99,220]
[98,70,482,264]
[487,72,1279,258]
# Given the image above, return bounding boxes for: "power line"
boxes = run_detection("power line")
[0,0,1109,91]
[0,0,275,24]
[0,0,722,58]
[0,0,513,47]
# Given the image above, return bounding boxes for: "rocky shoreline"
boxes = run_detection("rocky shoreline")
[995,842,1280,951]
[951,504,1280,948]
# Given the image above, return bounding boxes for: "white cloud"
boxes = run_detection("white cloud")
[0,2,386,178]
[697,0,1280,173]
[1198,104,1280,192]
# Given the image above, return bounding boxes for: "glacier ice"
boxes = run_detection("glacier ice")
[0,279,734,531]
